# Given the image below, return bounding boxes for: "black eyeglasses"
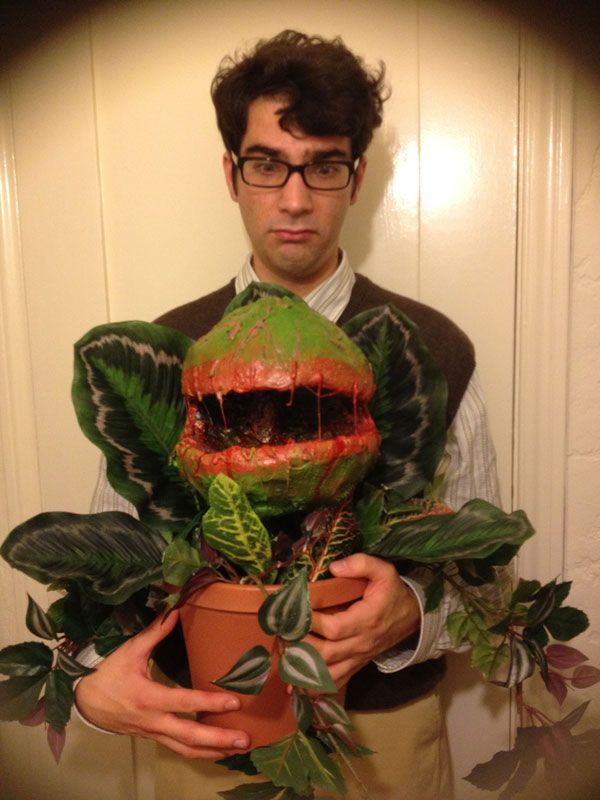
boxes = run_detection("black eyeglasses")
[231,153,359,190]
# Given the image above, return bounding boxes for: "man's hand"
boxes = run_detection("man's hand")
[75,609,250,759]
[308,554,421,688]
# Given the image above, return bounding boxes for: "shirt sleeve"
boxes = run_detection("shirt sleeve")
[374,371,507,672]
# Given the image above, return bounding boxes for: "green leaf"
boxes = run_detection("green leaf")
[46,589,111,643]
[344,304,447,499]
[511,578,542,604]
[0,642,53,677]
[202,475,272,577]
[0,674,47,721]
[291,691,313,733]
[446,611,470,648]
[259,570,311,641]
[218,781,310,799]
[369,499,534,563]
[523,624,549,649]
[25,595,56,640]
[162,538,205,587]
[251,732,344,795]
[544,606,589,641]
[526,581,558,627]
[56,651,95,679]
[424,571,445,613]
[278,642,337,693]
[312,696,352,730]
[215,752,260,777]
[355,487,388,550]
[44,669,74,730]
[213,645,272,695]
[1,511,166,605]
[471,639,510,680]
[306,506,358,581]
[72,321,196,532]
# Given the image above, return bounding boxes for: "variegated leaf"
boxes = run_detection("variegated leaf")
[312,696,352,730]
[291,690,313,733]
[202,475,272,577]
[1,511,166,605]
[258,570,311,641]
[72,321,196,532]
[504,639,535,688]
[213,645,272,695]
[279,642,336,693]
[25,595,56,640]
[343,304,447,499]
[369,499,535,563]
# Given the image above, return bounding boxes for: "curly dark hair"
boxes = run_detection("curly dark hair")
[211,30,388,158]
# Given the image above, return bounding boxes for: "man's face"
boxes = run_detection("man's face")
[223,96,366,294]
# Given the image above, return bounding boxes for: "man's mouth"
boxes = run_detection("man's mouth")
[272,228,315,242]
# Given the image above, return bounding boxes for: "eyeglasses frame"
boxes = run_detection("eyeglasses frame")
[230,152,360,191]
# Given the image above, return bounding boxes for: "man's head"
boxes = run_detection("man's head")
[211,30,387,159]
[212,31,388,293]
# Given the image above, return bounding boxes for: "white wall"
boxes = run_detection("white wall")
[0,1,597,798]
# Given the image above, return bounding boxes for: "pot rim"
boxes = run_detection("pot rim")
[183,576,367,613]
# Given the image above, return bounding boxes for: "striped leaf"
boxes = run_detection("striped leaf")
[258,570,311,642]
[25,595,56,640]
[0,642,53,678]
[72,322,196,533]
[202,475,272,577]
[1,511,166,605]
[213,645,272,695]
[312,696,352,730]
[344,304,447,500]
[279,642,336,693]
[369,499,535,563]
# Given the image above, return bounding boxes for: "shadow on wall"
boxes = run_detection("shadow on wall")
[2,0,600,76]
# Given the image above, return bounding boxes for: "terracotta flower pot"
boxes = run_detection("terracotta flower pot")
[179,577,366,748]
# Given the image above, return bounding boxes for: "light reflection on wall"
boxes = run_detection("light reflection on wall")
[391,134,473,214]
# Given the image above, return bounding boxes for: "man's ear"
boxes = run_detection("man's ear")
[350,156,367,205]
[223,151,239,201]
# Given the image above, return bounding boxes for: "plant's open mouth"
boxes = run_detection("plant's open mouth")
[185,387,372,452]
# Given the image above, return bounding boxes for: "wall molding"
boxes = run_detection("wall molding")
[513,33,574,583]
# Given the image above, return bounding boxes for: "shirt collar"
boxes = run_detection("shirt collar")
[234,251,355,323]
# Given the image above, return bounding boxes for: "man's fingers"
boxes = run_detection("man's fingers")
[146,712,250,753]
[126,609,180,657]
[142,682,242,716]
[328,552,396,581]
[152,732,245,761]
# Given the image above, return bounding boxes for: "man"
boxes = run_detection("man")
[77,30,500,799]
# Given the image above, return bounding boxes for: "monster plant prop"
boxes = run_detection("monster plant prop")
[1,284,598,799]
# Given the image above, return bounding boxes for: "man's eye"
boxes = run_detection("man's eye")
[253,161,283,175]
[313,162,343,176]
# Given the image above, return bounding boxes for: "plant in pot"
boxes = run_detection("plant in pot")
[1,284,598,799]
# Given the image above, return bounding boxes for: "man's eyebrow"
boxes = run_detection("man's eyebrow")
[241,145,351,161]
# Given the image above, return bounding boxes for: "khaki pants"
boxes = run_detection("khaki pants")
[155,688,453,800]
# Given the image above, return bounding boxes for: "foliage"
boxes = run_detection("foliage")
[1,282,597,798]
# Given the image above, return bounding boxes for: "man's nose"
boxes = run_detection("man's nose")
[278,171,314,215]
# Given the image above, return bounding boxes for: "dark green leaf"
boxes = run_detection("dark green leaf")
[213,645,272,695]
[46,589,111,643]
[526,581,558,627]
[0,642,53,677]
[291,692,313,733]
[511,578,542,604]
[94,635,129,657]
[202,475,272,577]
[279,642,337,693]
[545,607,589,641]
[1,511,166,605]
[72,321,196,532]
[312,696,352,730]
[162,538,205,587]
[355,487,388,550]
[0,674,47,721]
[56,651,94,679]
[344,304,447,499]
[215,752,260,777]
[424,571,444,613]
[553,580,572,606]
[25,595,56,640]
[218,781,311,799]
[300,735,345,794]
[259,570,311,641]
[369,500,534,563]
[44,669,74,730]
[523,624,549,649]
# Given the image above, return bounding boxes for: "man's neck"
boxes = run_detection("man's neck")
[251,254,341,297]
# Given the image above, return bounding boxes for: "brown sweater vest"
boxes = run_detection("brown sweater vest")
[153,273,475,710]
